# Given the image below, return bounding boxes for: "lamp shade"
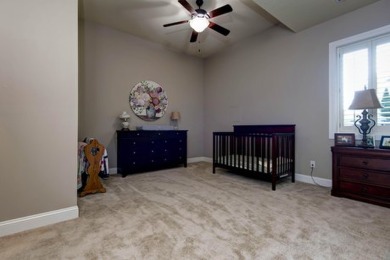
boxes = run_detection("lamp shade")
[171,111,181,120]
[349,89,383,110]
[119,111,130,120]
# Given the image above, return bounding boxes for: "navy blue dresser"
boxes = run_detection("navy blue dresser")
[117,130,187,177]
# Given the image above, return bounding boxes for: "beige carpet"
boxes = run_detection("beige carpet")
[1,162,389,259]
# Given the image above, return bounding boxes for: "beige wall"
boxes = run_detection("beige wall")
[79,21,205,166]
[204,0,390,179]
[0,0,78,221]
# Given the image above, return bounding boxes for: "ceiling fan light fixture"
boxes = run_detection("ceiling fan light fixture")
[189,14,209,33]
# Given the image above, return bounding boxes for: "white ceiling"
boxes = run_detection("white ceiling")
[79,0,379,58]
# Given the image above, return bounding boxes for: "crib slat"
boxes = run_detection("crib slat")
[251,135,254,171]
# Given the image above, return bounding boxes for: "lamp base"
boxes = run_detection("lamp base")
[358,140,374,149]
[357,144,374,149]
[121,121,130,130]
[353,109,377,149]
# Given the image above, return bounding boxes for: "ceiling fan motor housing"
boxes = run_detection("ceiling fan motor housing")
[195,8,208,16]
[194,0,207,16]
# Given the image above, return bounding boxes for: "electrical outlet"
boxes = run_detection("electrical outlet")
[310,160,316,168]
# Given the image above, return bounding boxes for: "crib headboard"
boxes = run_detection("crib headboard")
[231,125,295,158]
[233,124,295,134]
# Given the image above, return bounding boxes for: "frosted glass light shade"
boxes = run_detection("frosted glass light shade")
[189,15,209,33]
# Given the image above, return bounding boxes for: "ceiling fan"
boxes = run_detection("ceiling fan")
[163,0,233,43]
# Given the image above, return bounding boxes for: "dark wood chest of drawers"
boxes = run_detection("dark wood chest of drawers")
[331,146,390,208]
[117,130,187,177]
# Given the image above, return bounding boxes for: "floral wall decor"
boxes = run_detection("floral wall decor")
[129,80,168,121]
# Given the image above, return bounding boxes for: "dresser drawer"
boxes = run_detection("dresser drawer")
[339,168,390,187]
[339,156,390,171]
[339,181,390,198]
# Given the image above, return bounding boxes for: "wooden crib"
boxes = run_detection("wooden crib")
[213,125,295,190]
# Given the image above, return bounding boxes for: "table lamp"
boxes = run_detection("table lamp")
[119,111,130,130]
[349,88,382,148]
[171,111,181,130]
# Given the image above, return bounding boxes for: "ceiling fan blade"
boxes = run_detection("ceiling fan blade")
[208,4,232,18]
[163,20,188,27]
[190,30,198,42]
[208,22,230,36]
[178,0,195,14]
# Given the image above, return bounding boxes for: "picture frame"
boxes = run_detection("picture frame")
[379,136,390,149]
[334,133,355,146]
[366,135,374,147]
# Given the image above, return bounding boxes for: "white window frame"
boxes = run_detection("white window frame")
[329,24,390,139]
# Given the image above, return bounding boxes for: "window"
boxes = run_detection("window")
[329,25,390,139]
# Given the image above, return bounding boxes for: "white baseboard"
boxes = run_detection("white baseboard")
[0,206,79,238]
[188,157,212,163]
[295,173,332,187]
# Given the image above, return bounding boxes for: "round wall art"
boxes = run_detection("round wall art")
[129,80,168,121]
